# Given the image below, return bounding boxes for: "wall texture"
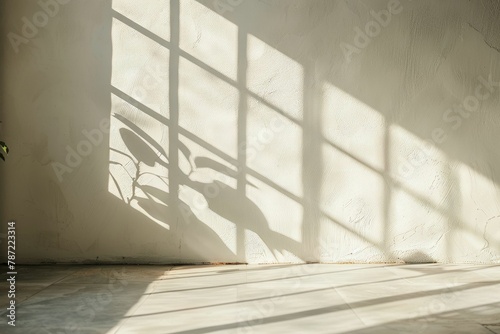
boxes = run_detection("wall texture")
[1,0,500,264]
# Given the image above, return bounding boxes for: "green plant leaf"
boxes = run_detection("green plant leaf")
[0,141,8,161]
[0,141,8,154]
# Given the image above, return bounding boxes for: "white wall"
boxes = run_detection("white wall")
[1,0,500,264]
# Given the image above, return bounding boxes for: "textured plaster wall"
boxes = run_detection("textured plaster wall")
[1,0,500,264]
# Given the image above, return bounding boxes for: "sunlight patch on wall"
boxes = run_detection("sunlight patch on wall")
[321,82,385,172]
[178,185,238,256]
[108,94,170,230]
[178,56,239,159]
[247,34,304,122]
[109,6,171,232]
[177,133,238,190]
[180,0,238,81]
[320,140,385,258]
[175,133,242,256]
[112,0,170,41]
[390,123,449,208]
[390,185,449,256]
[243,229,279,263]
[319,215,384,262]
[247,174,303,243]
[247,95,303,198]
[111,17,170,117]
[319,83,387,261]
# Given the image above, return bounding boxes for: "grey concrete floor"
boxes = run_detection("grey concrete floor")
[0,264,499,333]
